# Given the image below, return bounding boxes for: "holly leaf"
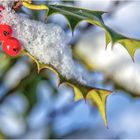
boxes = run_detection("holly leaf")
[22,2,140,60]
[21,51,112,127]
[65,83,84,101]
[46,4,140,60]
[105,27,140,61]
[86,89,111,128]
[47,4,105,32]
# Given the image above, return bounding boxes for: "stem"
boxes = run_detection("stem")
[22,1,48,10]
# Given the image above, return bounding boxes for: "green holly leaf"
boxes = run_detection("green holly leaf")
[105,27,140,61]
[22,51,112,127]
[22,2,140,60]
[22,2,140,59]
[46,4,140,60]
[47,4,105,32]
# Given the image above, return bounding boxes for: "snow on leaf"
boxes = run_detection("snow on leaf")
[118,39,140,61]
[22,2,140,60]
[1,2,114,127]
[22,50,61,85]
[104,27,140,61]
[22,51,112,127]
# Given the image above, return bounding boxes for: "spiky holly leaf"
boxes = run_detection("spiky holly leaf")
[65,82,112,127]
[105,27,140,61]
[46,4,140,60]
[21,51,112,127]
[86,89,111,128]
[47,4,105,32]
[22,2,140,59]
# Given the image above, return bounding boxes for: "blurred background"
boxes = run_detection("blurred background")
[0,0,140,139]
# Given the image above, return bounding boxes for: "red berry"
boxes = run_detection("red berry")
[2,37,22,57]
[0,5,4,12]
[0,24,13,42]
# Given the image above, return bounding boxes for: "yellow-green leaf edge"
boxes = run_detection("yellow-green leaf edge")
[47,4,140,60]
[20,2,116,127]
[21,51,112,128]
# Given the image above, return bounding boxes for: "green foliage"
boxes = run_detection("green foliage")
[4,2,139,128]
[47,4,105,31]
[43,4,140,126]
[47,4,140,60]
[22,50,112,127]
[105,27,140,60]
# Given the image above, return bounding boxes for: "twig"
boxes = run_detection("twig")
[12,0,32,11]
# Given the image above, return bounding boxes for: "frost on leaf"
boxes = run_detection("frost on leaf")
[0,3,113,127]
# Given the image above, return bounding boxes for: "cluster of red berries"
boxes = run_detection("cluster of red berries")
[0,5,22,57]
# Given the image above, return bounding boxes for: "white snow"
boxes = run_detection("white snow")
[0,5,86,84]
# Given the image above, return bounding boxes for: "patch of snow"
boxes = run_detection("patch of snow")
[0,5,87,84]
